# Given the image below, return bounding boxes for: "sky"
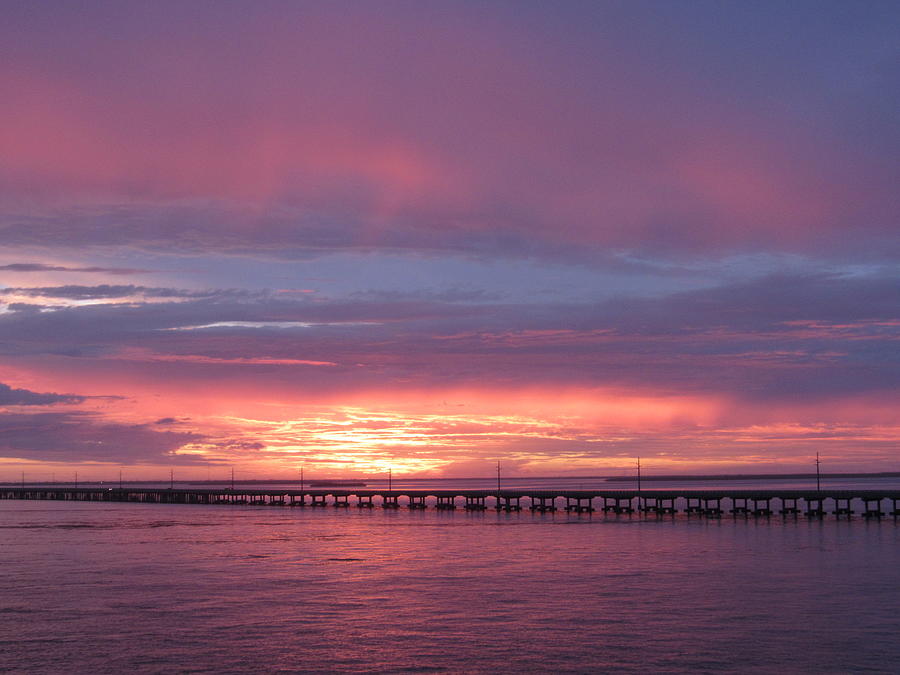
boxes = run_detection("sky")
[1,0,898,481]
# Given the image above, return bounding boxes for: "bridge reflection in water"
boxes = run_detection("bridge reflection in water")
[3,486,900,519]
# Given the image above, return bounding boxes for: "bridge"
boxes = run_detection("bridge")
[2,486,900,518]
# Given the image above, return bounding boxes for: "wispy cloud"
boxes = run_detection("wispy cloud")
[0,263,150,275]
[0,285,256,301]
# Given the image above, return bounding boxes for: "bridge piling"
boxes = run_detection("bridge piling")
[780,497,800,515]
[833,497,853,517]
[640,496,660,514]
[862,498,883,518]
[496,495,522,512]
[702,497,722,517]
[530,496,556,512]
[436,496,456,510]
[564,496,593,513]
[731,497,750,515]
[686,497,703,515]
[751,498,772,516]
[805,497,825,518]
[465,496,487,511]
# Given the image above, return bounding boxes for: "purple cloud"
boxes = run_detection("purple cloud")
[0,273,895,403]
[0,382,84,406]
[1,4,897,264]
[0,411,201,464]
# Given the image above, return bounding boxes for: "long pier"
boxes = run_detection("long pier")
[2,486,900,519]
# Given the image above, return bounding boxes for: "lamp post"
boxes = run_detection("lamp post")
[636,457,642,512]
[637,457,642,493]
[815,452,821,492]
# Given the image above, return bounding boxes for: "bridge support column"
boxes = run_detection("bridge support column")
[357,495,374,508]
[832,497,853,517]
[780,497,800,515]
[730,498,750,515]
[496,496,522,512]
[408,495,427,509]
[564,496,593,513]
[436,496,456,510]
[686,497,703,514]
[641,497,660,514]
[290,495,307,506]
[862,498,883,518]
[602,496,634,514]
[333,495,350,507]
[805,498,824,517]
[530,496,556,512]
[751,498,772,516]
[892,498,900,517]
[641,497,676,514]
[382,495,400,509]
[309,494,328,507]
[465,496,487,510]
[702,497,722,517]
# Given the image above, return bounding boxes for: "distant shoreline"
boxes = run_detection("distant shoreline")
[604,471,900,482]
[3,471,898,487]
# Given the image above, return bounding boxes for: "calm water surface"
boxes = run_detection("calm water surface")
[1,497,898,673]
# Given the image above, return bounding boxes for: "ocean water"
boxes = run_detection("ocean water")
[1,496,899,673]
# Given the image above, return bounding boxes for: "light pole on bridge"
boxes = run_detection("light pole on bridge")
[815,452,821,492]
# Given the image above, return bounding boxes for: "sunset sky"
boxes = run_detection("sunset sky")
[1,1,898,481]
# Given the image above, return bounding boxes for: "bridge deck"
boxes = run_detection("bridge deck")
[2,486,899,514]
[2,486,900,498]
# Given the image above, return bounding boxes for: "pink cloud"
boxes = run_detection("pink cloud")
[2,5,893,260]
